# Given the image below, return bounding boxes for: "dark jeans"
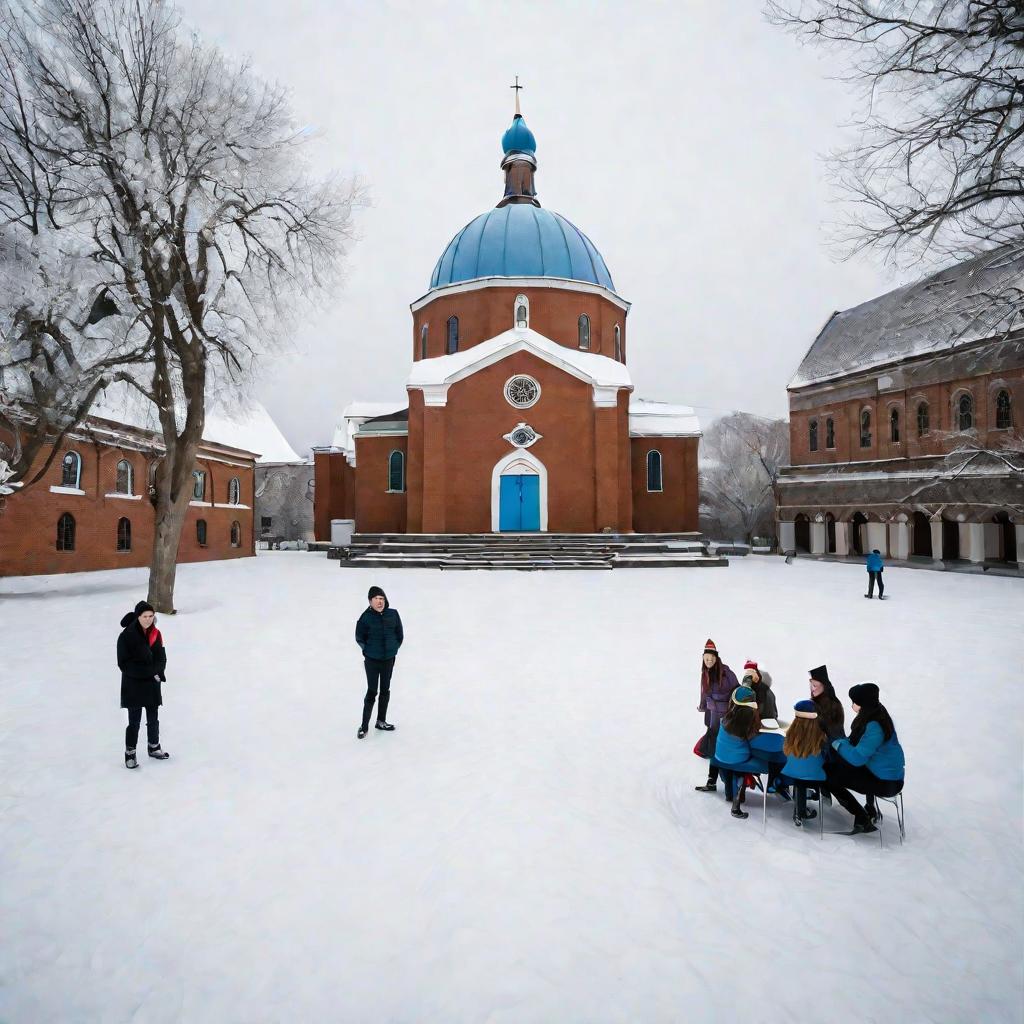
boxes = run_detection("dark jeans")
[126,705,159,749]
[362,657,395,729]
[826,760,903,821]
[867,570,884,597]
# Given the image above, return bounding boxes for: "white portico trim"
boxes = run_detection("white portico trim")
[406,327,633,409]
[491,448,549,532]
[410,276,631,315]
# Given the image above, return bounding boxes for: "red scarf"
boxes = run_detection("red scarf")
[145,623,162,648]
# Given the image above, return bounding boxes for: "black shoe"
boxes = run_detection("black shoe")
[731,805,749,819]
[125,749,138,769]
[357,727,368,739]
[797,808,817,820]
[864,594,872,599]
[793,814,804,828]
[850,819,878,835]
[694,781,717,793]
[375,721,395,731]
[147,744,169,759]
[878,595,886,600]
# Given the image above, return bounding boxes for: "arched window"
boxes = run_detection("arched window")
[61,451,82,489]
[514,293,529,329]
[889,407,900,444]
[420,324,428,359]
[446,316,459,355]
[230,521,241,548]
[860,409,872,448]
[614,324,622,361]
[117,517,132,551]
[57,513,76,551]
[646,450,663,492]
[917,401,930,437]
[388,450,405,493]
[995,389,1012,429]
[957,393,974,431]
[578,314,590,350]
[808,419,818,453]
[192,470,206,501]
[825,416,835,449]
[116,459,134,495]
[196,519,207,546]
[228,477,241,505]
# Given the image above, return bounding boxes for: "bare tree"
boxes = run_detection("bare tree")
[2,0,361,609]
[700,413,790,545]
[766,1,1024,267]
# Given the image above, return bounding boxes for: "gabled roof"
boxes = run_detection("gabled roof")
[790,242,1024,389]
[405,328,633,390]
[628,398,701,437]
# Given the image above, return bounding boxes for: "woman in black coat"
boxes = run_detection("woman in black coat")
[118,600,169,768]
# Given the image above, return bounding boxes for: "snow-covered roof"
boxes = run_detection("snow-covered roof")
[628,398,701,437]
[790,242,1024,389]
[89,382,299,461]
[330,401,408,458]
[405,328,633,390]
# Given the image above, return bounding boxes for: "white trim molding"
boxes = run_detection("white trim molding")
[104,492,142,501]
[214,502,251,510]
[410,275,631,315]
[49,486,85,496]
[491,448,548,532]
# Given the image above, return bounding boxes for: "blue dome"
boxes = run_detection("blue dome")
[429,205,615,290]
[501,114,536,155]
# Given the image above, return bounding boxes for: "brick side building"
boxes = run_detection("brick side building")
[778,245,1024,570]
[315,105,699,537]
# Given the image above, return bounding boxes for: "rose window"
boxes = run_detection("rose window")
[504,375,540,409]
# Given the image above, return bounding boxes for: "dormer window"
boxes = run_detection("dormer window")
[514,294,529,329]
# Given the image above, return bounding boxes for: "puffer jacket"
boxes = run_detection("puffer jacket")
[117,613,166,709]
[355,597,404,661]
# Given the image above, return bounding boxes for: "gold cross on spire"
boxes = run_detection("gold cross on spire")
[510,75,523,116]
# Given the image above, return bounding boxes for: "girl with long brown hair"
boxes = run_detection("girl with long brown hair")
[694,639,739,794]
[781,700,828,827]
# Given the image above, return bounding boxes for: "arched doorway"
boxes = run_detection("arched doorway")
[825,513,837,554]
[850,511,868,555]
[911,511,931,557]
[942,517,961,560]
[491,449,548,532]
[994,512,1016,563]
[794,513,811,553]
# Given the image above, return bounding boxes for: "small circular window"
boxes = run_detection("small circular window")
[504,375,540,409]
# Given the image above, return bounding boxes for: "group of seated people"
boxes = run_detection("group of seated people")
[695,641,906,834]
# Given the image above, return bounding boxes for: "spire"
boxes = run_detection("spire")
[498,78,539,208]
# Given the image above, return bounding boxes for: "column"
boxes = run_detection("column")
[421,406,446,534]
[962,522,985,564]
[779,521,795,552]
[1016,523,1024,565]
[593,405,619,532]
[810,521,826,555]
[889,521,909,561]
[866,522,888,556]
[930,518,944,562]
[834,521,849,557]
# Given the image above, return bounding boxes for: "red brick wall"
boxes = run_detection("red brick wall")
[789,369,1024,466]
[412,286,627,362]
[313,451,355,541]
[353,435,408,533]
[0,438,254,576]
[630,437,699,533]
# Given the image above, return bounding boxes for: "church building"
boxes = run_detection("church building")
[314,101,699,538]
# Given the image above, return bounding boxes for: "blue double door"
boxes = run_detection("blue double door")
[499,474,540,532]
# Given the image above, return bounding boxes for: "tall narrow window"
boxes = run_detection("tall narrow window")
[388,450,405,493]
[808,419,818,453]
[514,293,529,329]
[995,389,1012,429]
[61,451,82,489]
[57,513,76,551]
[957,393,974,431]
[192,470,206,501]
[614,324,622,361]
[117,517,132,552]
[860,410,872,448]
[578,314,590,350]
[447,316,459,355]
[230,521,241,548]
[228,477,241,505]
[890,408,900,443]
[420,324,428,359]
[196,519,207,546]
[646,450,663,492]
[917,401,930,437]
[116,459,134,495]
[825,417,835,449]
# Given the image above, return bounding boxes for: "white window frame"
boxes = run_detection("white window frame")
[192,469,206,501]
[228,476,241,505]
[115,459,134,495]
[514,293,529,330]
[61,451,82,489]
[503,374,541,410]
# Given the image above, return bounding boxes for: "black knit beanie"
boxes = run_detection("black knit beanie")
[367,586,386,602]
[849,682,881,709]
[134,600,155,616]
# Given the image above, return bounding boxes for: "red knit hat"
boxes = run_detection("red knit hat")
[703,639,717,654]
[743,660,758,671]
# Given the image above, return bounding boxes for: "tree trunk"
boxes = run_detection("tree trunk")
[148,483,191,612]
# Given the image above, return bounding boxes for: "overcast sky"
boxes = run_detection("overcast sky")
[178,0,899,456]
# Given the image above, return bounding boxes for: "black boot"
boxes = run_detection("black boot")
[694,775,717,793]
[125,748,138,770]
[147,744,169,760]
[731,782,749,819]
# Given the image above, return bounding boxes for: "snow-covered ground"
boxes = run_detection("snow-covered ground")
[1,554,1021,1023]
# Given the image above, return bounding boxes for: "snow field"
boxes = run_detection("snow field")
[1,553,1022,1023]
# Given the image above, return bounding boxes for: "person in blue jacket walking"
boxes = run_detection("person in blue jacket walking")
[865,549,885,599]
[355,585,404,739]
[826,683,905,834]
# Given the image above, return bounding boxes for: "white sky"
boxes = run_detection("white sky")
[177,0,899,455]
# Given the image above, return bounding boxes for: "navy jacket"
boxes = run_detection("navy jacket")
[355,603,404,661]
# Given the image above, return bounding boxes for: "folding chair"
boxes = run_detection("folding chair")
[871,791,906,847]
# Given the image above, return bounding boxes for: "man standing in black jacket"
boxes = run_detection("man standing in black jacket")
[355,585,404,739]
